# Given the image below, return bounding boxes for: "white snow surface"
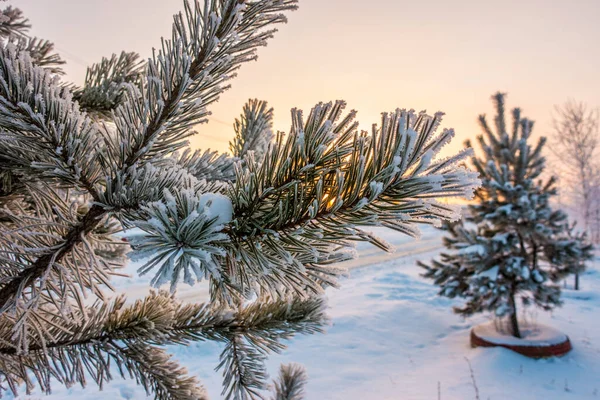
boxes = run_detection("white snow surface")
[12,226,600,400]
[472,320,568,347]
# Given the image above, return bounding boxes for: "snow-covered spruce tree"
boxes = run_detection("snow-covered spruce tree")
[420,93,588,339]
[0,2,479,399]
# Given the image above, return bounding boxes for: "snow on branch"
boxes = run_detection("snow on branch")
[128,189,232,292]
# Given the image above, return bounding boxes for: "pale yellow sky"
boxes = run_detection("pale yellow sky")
[13,0,600,156]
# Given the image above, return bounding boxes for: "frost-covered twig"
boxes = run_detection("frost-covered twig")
[71,51,145,117]
[271,363,308,400]
[230,98,274,159]
[0,6,65,73]
[464,357,480,400]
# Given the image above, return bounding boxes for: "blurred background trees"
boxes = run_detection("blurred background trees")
[549,100,600,243]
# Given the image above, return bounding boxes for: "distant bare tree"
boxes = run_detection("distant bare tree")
[549,100,600,241]
[589,167,600,242]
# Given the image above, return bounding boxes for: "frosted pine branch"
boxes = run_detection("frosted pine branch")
[0,7,65,74]
[271,363,308,400]
[215,101,479,301]
[230,99,274,159]
[105,0,298,168]
[7,36,64,74]
[128,189,232,292]
[0,1,485,398]
[0,45,103,196]
[174,148,237,182]
[71,51,145,117]
[0,291,326,400]
[0,7,30,38]
[0,0,297,346]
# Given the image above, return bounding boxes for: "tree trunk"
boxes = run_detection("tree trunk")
[581,165,590,237]
[508,290,521,339]
[592,209,600,243]
[575,270,580,291]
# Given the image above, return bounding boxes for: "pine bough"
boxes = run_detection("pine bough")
[0,1,479,399]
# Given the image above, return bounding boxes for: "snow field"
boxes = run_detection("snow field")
[13,226,600,400]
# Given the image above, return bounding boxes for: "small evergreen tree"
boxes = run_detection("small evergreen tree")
[0,2,479,398]
[420,93,587,339]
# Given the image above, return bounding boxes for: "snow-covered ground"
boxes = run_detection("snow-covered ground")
[14,226,600,399]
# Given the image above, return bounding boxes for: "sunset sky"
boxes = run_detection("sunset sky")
[15,0,600,156]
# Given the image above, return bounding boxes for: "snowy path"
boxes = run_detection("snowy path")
[14,227,600,400]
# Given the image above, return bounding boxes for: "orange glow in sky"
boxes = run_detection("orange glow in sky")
[15,0,600,157]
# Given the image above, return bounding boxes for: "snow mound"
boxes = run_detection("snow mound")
[198,192,233,226]
[472,320,567,347]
